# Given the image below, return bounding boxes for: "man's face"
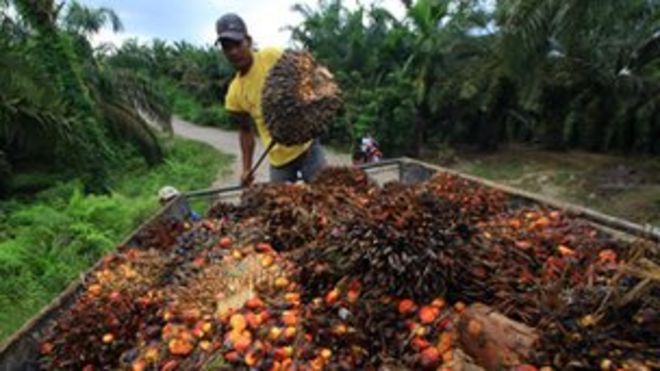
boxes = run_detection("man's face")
[220,38,252,71]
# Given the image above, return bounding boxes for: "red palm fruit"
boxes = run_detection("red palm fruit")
[324,288,341,305]
[419,306,440,324]
[398,299,416,315]
[219,236,232,248]
[256,242,274,253]
[420,347,440,369]
[411,336,431,351]
[224,351,240,363]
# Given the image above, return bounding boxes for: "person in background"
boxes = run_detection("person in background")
[353,134,382,165]
[361,133,382,162]
[158,185,180,206]
[157,186,201,221]
[216,13,327,185]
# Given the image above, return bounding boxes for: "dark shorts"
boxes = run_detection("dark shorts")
[269,140,327,183]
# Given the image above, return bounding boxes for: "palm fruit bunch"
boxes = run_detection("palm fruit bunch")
[234,178,370,252]
[311,166,377,194]
[262,49,342,146]
[39,249,166,369]
[295,182,474,302]
[37,165,659,371]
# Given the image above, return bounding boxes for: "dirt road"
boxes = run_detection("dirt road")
[172,117,350,187]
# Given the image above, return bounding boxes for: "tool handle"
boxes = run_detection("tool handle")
[243,140,276,186]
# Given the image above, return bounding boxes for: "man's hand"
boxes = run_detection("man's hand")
[240,170,255,186]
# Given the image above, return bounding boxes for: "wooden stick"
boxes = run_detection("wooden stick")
[244,140,276,185]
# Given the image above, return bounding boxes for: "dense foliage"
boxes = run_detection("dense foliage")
[3,0,658,190]
[109,39,233,128]
[290,0,660,156]
[0,0,172,195]
[0,138,231,340]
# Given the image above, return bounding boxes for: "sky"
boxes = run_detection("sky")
[85,0,408,48]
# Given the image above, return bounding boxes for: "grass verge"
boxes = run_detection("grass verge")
[0,137,233,341]
[442,146,660,227]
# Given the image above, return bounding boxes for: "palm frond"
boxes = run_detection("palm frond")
[62,1,123,35]
[0,36,75,157]
[99,101,164,165]
[106,68,172,132]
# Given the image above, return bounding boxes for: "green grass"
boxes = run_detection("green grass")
[0,137,233,341]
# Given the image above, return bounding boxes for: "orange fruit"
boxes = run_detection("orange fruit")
[245,350,260,367]
[411,336,430,351]
[431,297,445,309]
[420,347,440,369]
[144,346,160,362]
[332,323,347,336]
[230,314,247,331]
[398,299,416,315]
[168,338,193,356]
[419,306,440,324]
[246,312,262,329]
[268,326,282,341]
[274,277,289,289]
[274,346,293,361]
[260,255,274,267]
[102,333,114,344]
[224,350,240,363]
[320,348,332,359]
[284,293,301,305]
[324,288,341,305]
[283,326,296,341]
[246,296,265,310]
[40,342,54,355]
[219,236,232,248]
[234,332,252,353]
[131,359,147,371]
[281,310,298,326]
[88,284,102,297]
[256,242,273,252]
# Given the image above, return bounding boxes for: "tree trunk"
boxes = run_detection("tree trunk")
[412,104,430,157]
[457,303,539,371]
[540,83,570,150]
[476,111,498,152]
[0,150,11,198]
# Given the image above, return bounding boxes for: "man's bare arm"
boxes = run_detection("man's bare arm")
[229,111,255,185]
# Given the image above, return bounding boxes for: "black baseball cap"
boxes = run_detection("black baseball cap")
[215,13,248,43]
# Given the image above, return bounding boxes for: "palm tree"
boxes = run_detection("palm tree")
[3,0,172,193]
[13,0,113,191]
[289,0,660,155]
[0,25,73,175]
[499,0,660,152]
[403,0,490,154]
[62,1,123,36]
[66,1,172,165]
[290,1,417,150]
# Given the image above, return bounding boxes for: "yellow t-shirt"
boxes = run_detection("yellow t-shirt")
[225,47,312,167]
